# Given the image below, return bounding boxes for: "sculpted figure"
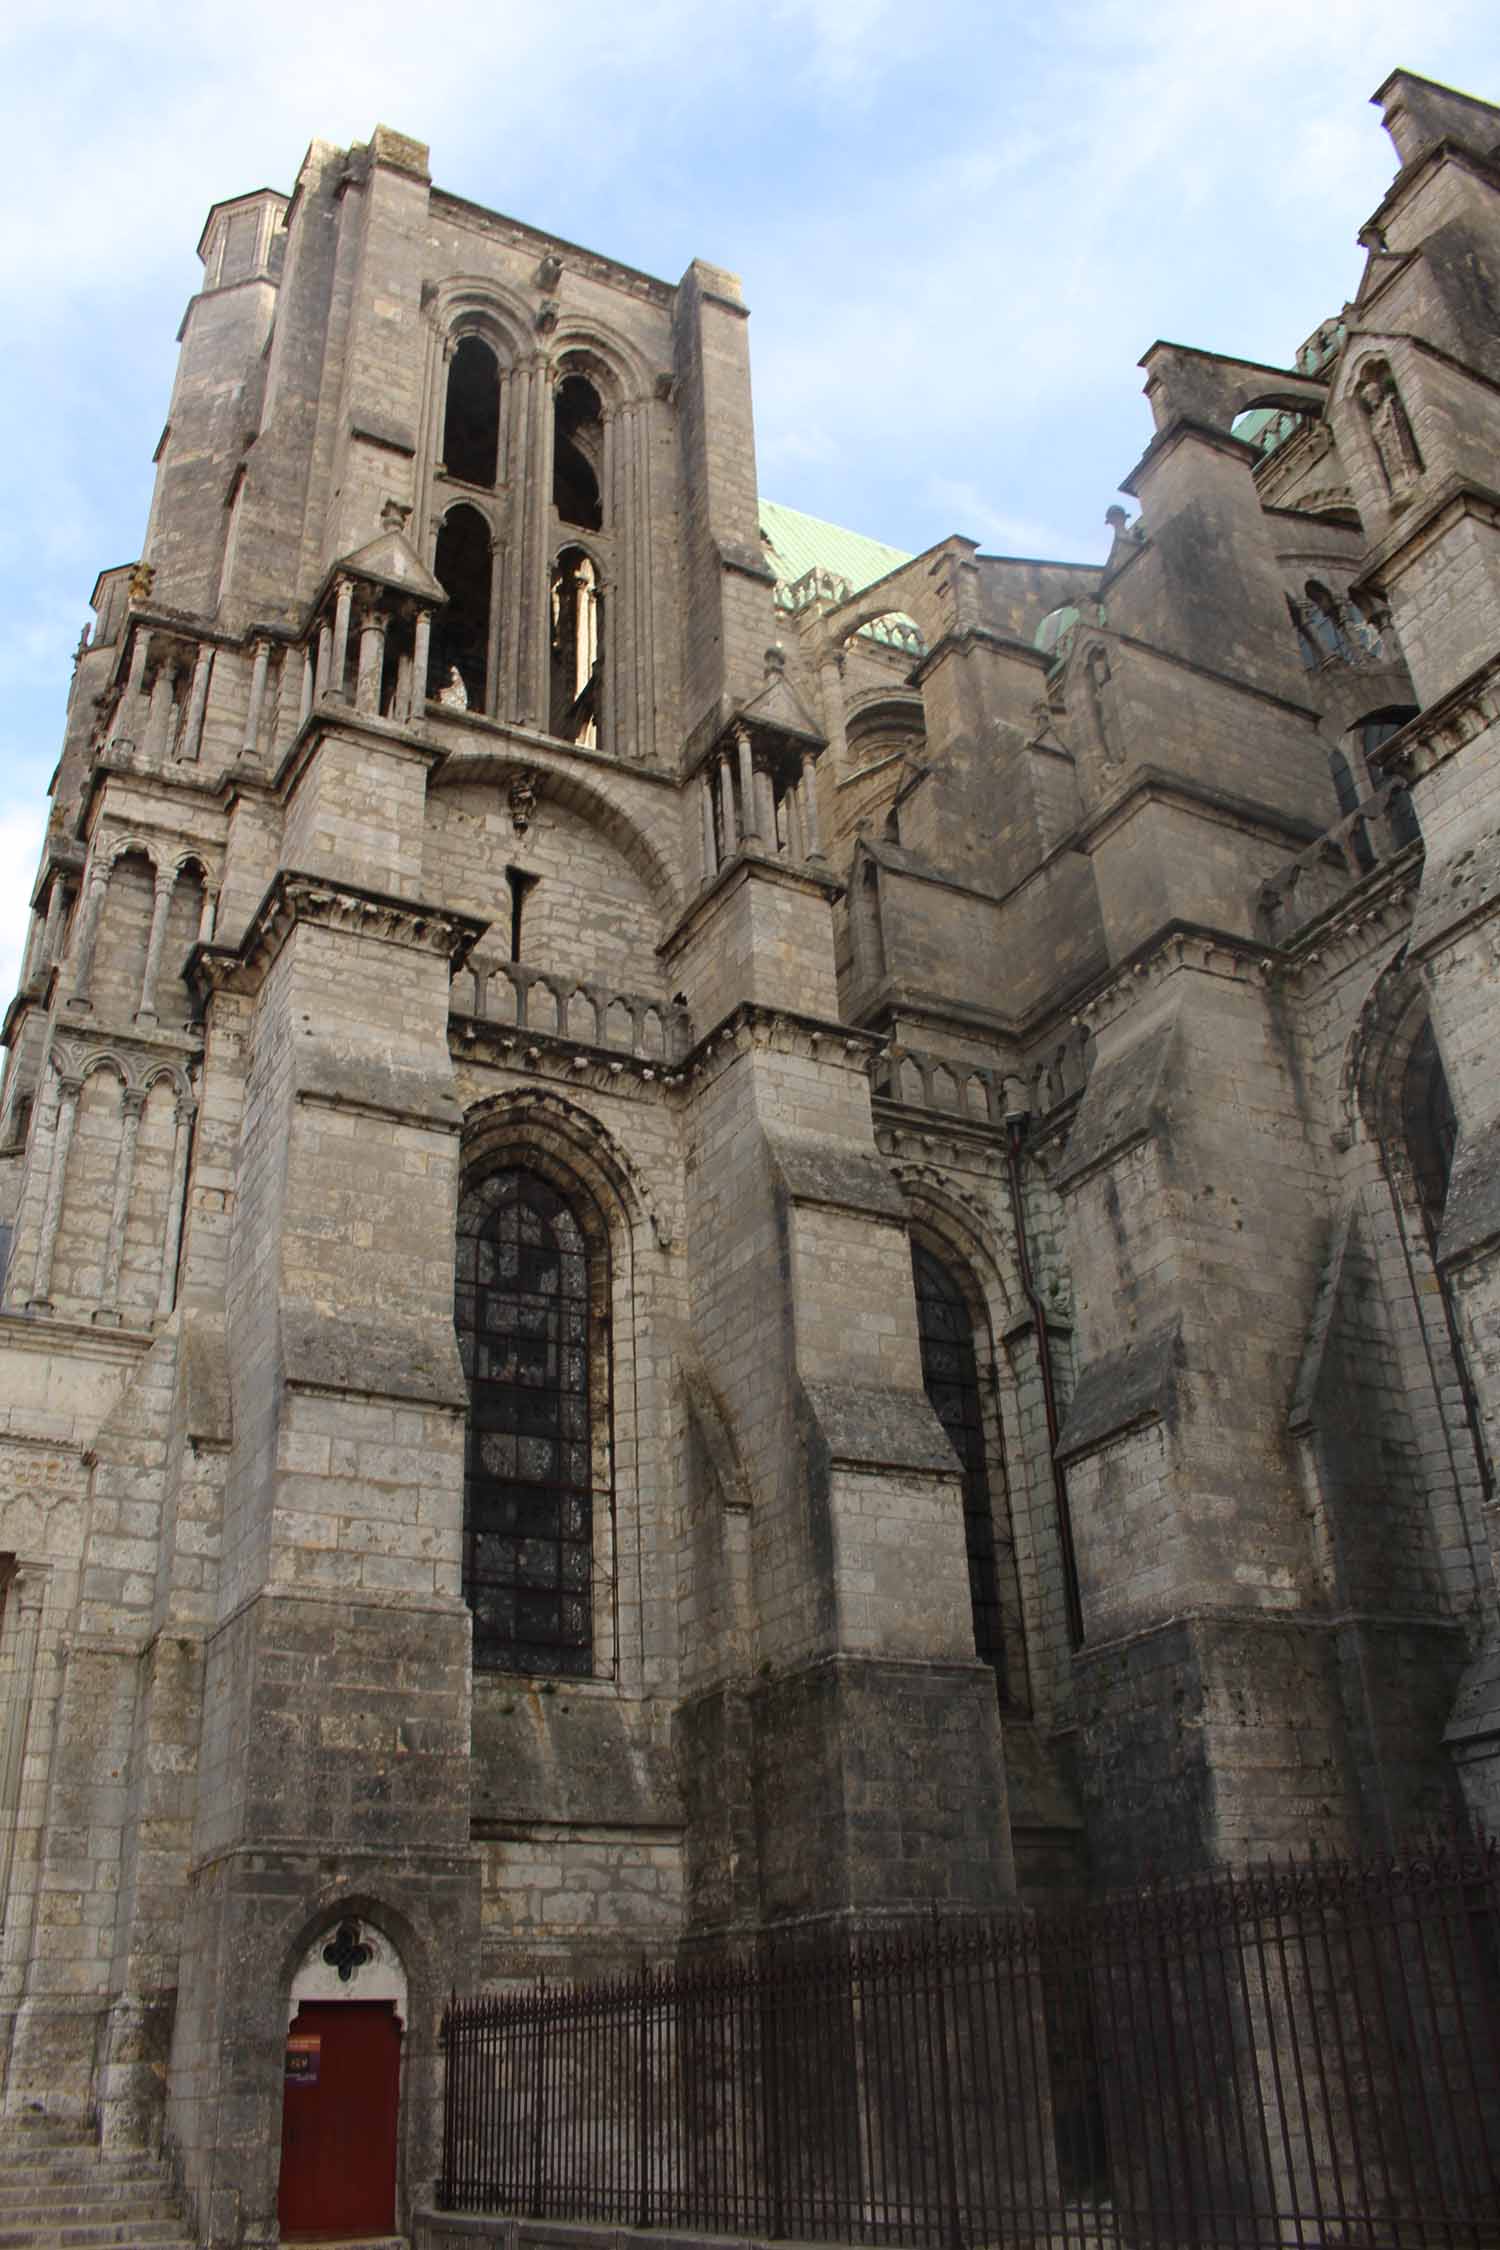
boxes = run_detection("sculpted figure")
[1356,362,1423,504]
[437,664,469,709]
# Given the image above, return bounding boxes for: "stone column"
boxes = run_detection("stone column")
[510,357,553,728]
[178,645,214,762]
[699,772,718,882]
[785,774,805,862]
[109,629,152,750]
[98,1086,146,1320]
[754,761,776,846]
[329,579,354,700]
[197,884,219,946]
[395,650,413,725]
[0,1570,44,1931]
[800,748,825,862]
[314,623,333,702]
[40,879,68,972]
[819,646,849,777]
[599,403,620,756]
[145,664,180,761]
[736,727,762,849]
[135,867,177,1025]
[718,753,739,856]
[28,1073,81,1308]
[241,639,271,761]
[156,1095,196,1320]
[412,609,432,714]
[356,610,387,715]
[299,644,315,726]
[618,397,657,762]
[18,910,43,991]
[66,861,110,1012]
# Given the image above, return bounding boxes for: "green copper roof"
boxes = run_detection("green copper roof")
[759,500,911,601]
[759,500,923,654]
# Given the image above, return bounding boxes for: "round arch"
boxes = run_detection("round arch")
[547,323,653,406]
[428,744,684,928]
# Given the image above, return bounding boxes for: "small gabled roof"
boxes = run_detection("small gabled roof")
[735,655,823,749]
[335,524,447,604]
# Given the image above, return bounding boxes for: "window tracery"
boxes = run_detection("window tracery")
[455,1167,601,1675]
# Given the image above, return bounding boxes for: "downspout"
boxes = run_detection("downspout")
[1005,1113,1084,1649]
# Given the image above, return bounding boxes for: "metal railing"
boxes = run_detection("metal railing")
[440,1829,1500,2249]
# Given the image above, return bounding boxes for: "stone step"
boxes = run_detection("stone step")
[0,2169,165,2187]
[0,2122,90,2150]
[0,2195,180,2224]
[0,2133,193,2250]
[0,2224,190,2249]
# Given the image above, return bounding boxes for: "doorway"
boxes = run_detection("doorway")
[278,1999,401,2238]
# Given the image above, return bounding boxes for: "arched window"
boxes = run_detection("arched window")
[1402,1018,1459,1240]
[550,547,601,746]
[1359,706,1421,850]
[431,504,493,711]
[455,1168,600,1675]
[554,374,604,531]
[911,1242,1018,1697]
[443,336,501,488]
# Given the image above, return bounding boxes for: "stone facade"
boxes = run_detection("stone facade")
[1,67,1498,2247]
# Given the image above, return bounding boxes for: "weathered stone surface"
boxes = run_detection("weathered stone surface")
[1,64,1499,2250]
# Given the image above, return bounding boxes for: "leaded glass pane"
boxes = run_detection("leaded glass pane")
[456,1168,596,1675]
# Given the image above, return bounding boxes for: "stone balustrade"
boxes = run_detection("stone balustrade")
[872,1022,1093,1127]
[451,958,693,1062]
[1256,778,1422,941]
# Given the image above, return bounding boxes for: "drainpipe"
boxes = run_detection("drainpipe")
[1005,1112,1084,1649]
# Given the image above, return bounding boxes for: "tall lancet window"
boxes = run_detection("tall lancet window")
[456,1169,598,1675]
[550,547,601,746]
[912,1242,1013,1694]
[443,336,501,488]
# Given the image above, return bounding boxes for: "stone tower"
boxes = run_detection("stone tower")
[0,69,1497,2249]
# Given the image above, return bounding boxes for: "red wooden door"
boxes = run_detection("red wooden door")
[278,2001,401,2238]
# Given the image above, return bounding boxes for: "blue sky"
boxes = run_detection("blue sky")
[1,0,1496,992]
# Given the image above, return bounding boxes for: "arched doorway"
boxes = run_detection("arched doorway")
[277,1918,406,2238]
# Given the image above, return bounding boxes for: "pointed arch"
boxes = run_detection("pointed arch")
[895,1181,1027,1707]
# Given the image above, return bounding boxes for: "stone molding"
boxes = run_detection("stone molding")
[1067,925,1275,1042]
[1377,650,1500,786]
[191,868,488,999]
[47,1031,197,1107]
[1271,866,1420,987]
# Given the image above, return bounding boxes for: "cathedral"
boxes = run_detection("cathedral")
[0,63,1498,2247]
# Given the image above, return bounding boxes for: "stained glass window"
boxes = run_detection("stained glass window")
[912,1243,1006,1690]
[456,1169,596,1674]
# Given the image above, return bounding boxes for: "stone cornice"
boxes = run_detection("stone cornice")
[1269,862,1419,988]
[272,704,451,800]
[678,1003,884,1099]
[189,869,488,1002]
[659,849,842,965]
[1119,415,1262,499]
[0,1308,152,1362]
[1375,651,1500,786]
[878,1128,1013,1188]
[1077,764,1326,858]
[1068,924,1277,1041]
[1352,476,1500,597]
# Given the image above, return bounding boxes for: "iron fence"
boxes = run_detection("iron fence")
[440,1829,1500,2248]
